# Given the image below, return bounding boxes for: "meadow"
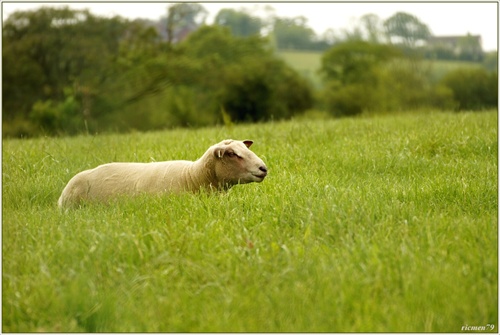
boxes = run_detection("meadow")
[2,110,498,332]
[277,50,324,88]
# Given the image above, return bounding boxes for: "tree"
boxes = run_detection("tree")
[3,7,196,136]
[272,16,316,50]
[3,8,312,137]
[181,26,313,122]
[2,7,129,134]
[165,3,208,45]
[384,12,431,49]
[337,14,385,43]
[320,39,458,115]
[220,58,313,121]
[320,41,402,115]
[214,8,262,37]
[321,40,400,85]
[359,14,385,43]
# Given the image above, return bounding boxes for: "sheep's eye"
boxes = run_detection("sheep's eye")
[227,152,241,159]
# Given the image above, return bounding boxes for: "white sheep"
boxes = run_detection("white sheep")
[57,139,268,208]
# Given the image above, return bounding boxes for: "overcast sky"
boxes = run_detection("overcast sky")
[2,2,498,51]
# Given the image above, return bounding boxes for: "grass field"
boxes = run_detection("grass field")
[277,50,324,88]
[2,110,498,332]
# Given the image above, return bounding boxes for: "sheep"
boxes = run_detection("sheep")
[58,139,268,208]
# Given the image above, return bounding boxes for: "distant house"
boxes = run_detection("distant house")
[426,34,483,61]
[427,35,482,53]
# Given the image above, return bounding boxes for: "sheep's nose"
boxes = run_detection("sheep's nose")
[259,166,268,174]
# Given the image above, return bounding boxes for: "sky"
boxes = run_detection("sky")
[2,1,498,51]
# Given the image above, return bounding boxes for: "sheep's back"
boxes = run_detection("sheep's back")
[83,160,194,197]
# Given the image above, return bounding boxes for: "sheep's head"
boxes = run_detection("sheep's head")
[212,139,268,186]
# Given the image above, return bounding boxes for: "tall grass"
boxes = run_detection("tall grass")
[3,110,497,332]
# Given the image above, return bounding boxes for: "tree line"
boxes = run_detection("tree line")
[217,8,488,62]
[2,4,498,137]
[319,40,497,116]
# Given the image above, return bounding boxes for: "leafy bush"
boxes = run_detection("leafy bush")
[319,41,457,116]
[164,86,217,127]
[3,8,127,131]
[28,88,84,136]
[319,41,401,116]
[321,82,372,117]
[180,26,313,123]
[219,57,313,122]
[441,68,498,110]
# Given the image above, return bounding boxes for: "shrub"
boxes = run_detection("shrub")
[219,58,313,122]
[319,41,400,116]
[321,82,370,117]
[320,41,458,116]
[441,68,498,110]
[28,88,84,136]
[182,26,313,123]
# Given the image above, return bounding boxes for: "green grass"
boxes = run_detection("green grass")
[277,50,324,88]
[3,111,497,332]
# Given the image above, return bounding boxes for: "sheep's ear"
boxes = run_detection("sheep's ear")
[243,140,253,148]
